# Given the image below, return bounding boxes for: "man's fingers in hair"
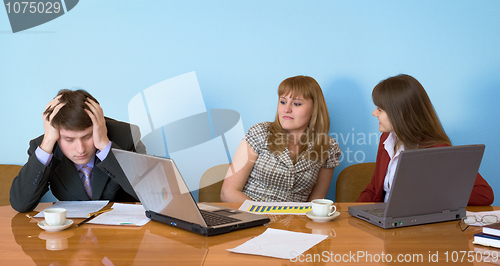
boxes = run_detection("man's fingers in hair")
[43,95,63,114]
[85,99,104,120]
[86,98,102,112]
[49,102,66,121]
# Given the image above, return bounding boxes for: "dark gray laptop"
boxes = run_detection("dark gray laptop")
[112,148,270,236]
[348,144,485,229]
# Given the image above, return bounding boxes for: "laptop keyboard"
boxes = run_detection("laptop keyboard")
[365,208,385,217]
[200,210,240,226]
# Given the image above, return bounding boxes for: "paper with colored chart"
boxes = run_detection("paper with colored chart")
[238,200,311,215]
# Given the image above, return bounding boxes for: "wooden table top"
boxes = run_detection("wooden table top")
[1,202,498,265]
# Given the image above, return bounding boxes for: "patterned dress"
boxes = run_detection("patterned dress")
[242,122,341,202]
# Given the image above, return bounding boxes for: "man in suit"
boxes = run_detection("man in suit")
[10,89,146,213]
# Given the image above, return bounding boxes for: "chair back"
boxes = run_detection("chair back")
[198,164,230,202]
[335,162,376,202]
[0,164,22,206]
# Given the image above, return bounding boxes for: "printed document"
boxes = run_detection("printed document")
[227,228,327,259]
[239,200,311,215]
[34,200,109,218]
[88,203,150,226]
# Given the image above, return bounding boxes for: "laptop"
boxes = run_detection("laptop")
[348,144,485,229]
[112,148,270,236]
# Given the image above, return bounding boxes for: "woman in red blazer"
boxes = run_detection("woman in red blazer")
[357,74,494,206]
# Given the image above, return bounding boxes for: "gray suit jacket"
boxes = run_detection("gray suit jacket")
[10,118,146,213]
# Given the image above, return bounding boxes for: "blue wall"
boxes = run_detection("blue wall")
[1,1,499,204]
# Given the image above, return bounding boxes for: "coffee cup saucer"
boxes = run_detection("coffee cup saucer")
[306,211,340,222]
[38,219,74,232]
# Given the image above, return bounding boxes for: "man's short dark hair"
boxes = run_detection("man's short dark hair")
[44,89,99,131]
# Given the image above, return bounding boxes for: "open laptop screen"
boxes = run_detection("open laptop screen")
[112,149,207,227]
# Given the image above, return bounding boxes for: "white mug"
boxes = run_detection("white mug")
[311,199,337,217]
[44,208,67,226]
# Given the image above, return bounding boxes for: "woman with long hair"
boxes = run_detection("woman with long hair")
[220,75,341,202]
[357,74,493,205]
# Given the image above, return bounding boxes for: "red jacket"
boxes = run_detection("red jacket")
[357,132,494,206]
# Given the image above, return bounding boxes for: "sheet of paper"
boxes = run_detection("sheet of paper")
[238,200,311,215]
[88,203,150,226]
[227,228,327,259]
[466,210,500,226]
[34,201,109,218]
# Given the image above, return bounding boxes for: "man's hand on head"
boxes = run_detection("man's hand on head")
[85,98,110,151]
[40,95,65,153]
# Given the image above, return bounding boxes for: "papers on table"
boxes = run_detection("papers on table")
[34,201,150,226]
[34,201,109,218]
[227,228,327,259]
[238,200,311,215]
[88,203,150,226]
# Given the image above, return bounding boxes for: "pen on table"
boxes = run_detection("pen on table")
[76,208,114,228]
[88,208,113,217]
[76,214,97,227]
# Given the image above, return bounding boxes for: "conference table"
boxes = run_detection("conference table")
[1,202,499,265]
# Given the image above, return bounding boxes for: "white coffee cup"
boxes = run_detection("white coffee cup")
[311,199,337,217]
[44,208,67,226]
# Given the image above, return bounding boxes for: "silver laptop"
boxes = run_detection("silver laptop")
[348,144,485,229]
[112,148,270,236]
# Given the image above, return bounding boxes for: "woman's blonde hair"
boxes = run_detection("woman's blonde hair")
[268,76,331,163]
[372,74,451,149]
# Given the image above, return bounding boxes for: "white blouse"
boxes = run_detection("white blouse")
[383,132,405,202]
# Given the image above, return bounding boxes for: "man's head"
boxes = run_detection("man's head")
[44,89,99,131]
[44,89,99,165]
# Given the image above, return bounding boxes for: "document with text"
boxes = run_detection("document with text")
[34,200,109,218]
[227,228,327,259]
[88,203,150,226]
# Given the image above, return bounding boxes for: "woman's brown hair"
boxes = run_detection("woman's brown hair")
[268,76,331,163]
[372,74,451,149]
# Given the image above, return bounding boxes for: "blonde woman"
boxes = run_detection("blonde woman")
[221,76,341,202]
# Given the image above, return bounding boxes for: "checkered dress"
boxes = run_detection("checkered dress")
[242,122,341,202]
